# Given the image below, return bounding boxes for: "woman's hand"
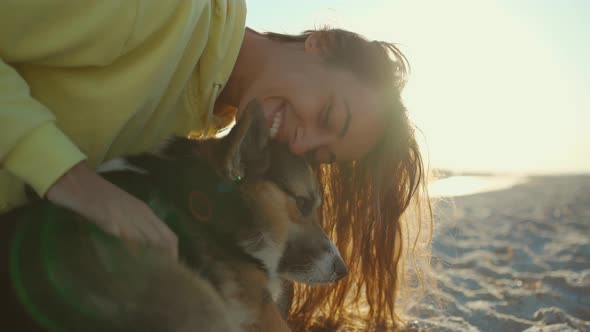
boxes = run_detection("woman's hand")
[46,161,178,259]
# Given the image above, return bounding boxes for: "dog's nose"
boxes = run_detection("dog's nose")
[333,258,348,281]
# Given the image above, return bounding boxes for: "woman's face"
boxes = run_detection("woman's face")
[238,37,386,164]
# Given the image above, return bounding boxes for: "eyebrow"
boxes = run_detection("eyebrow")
[338,100,351,138]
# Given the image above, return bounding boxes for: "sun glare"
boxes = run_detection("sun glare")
[247,0,590,174]
[429,175,526,197]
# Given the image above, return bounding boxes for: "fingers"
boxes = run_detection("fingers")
[117,202,179,260]
[87,193,179,260]
[45,162,179,260]
[140,208,178,259]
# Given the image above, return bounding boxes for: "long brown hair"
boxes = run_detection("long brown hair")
[265,29,434,331]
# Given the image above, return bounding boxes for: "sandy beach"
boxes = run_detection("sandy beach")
[406,175,590,331]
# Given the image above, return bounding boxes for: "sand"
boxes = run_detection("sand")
[405,175,590,331]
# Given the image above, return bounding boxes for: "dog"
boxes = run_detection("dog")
[1,100,347,332]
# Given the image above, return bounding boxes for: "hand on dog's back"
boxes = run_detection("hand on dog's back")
[46,161,178,259]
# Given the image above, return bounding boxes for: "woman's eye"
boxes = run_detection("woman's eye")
[295,196,313,217]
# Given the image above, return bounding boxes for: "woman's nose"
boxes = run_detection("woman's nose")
[289,125,333,156]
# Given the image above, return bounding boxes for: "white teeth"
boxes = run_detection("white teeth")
[270,110,282,139]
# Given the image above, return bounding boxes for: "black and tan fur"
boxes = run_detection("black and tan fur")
[0,101,347,332]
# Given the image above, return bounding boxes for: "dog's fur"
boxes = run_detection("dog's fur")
[0,101,347,332]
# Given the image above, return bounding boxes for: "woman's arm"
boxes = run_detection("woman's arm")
[0,1,178,257]
[46,161,178,259]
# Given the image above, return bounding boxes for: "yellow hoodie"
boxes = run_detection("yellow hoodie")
[0,0,247,213]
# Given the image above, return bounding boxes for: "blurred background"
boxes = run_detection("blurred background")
[247,2,590,330]
[247,0,589,176]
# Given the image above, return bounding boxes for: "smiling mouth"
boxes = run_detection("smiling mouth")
[270,106,284,139]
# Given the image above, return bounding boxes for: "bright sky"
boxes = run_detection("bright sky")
[246,0,590,174]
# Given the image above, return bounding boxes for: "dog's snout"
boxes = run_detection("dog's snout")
[333,258,348,281]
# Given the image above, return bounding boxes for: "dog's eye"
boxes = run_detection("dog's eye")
[295,196,313,217]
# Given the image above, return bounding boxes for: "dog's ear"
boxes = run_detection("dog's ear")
[219,99,271,180]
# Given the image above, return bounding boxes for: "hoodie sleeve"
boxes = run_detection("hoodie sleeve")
[0,0,139,196]
[0,59,87,197]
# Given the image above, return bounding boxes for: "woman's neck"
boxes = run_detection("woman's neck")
[217,28,267,108]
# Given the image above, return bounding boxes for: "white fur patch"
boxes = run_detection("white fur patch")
[287,222,304,240]
[284,239,345,284]
[311,240,345,283]
[219,279,254,329]
[313,251,339,281]
[241,232,284,299]
[242,233,282,274]
[97,158,148,174]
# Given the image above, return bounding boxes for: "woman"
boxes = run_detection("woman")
[0,1,432,330]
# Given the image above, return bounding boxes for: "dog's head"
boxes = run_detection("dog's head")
[98,99,347,286]
[218,101,348,285]
[266,145,348,285]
